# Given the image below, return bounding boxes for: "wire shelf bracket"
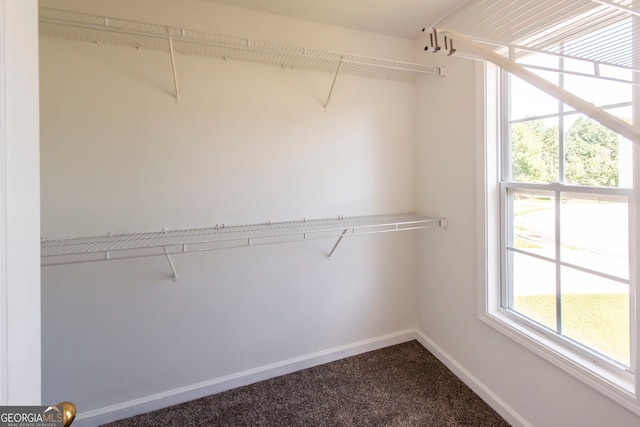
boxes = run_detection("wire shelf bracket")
[163,246,179,281]
[324,57,342,110]
[41,213,446,281]
[327,228,349,259]
[166,28,180,101]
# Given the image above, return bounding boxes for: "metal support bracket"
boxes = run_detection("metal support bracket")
[166,28,180,101]
[163,246,178,281]
[324,57,343,110]
[327,228,349,259]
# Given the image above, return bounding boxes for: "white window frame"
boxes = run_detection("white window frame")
[476,60,640,414]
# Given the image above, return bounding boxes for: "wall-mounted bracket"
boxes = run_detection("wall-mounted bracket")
[444,37,456,56]
[166,28,180,101]
[327,228,349,259]
[324,57,343,110]
[163,246,178,281]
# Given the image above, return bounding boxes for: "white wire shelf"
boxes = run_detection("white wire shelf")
[39,7,443,83]
[41,213,444,271]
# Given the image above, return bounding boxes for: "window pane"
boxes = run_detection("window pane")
[563,73,632,107]
[562,58,597,77]
[598,64,633,82]
[511,190,555,258]
[510,72,560,120]
[510,119,559,183]
[560,196,629,280]
[512,252,557,331]
[564,114,629,188]
[516,51,560,70]
[561,267,630,366]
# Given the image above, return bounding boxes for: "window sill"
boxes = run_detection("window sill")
[480,308,640,416]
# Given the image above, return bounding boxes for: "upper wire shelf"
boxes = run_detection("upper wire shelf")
[39,7,442,82]
[41,213,444,269]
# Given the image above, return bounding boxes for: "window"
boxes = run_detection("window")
[478,51,639,410]
[504,53,634,366]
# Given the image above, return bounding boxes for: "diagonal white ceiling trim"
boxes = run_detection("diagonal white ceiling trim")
[443,29,640,145]
[592,0,640,16]
[432,0,638,72]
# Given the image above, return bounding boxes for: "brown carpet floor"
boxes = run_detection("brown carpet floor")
[102,341,511,426]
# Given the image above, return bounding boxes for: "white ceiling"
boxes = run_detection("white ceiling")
[203,0,465,39]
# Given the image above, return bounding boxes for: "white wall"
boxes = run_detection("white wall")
[39,0,421,419]
[414,54,640,426]
[40,1,640,425]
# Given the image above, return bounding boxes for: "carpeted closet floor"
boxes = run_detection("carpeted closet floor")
[102,340,511,426]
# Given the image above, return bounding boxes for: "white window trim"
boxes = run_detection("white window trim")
[475,60,640,415]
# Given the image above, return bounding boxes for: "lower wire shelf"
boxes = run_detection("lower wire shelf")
[41,213,445,279]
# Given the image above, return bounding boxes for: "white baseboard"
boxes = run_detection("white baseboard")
[74,329,529,427]
[74,329,417,427]
[413,330,532,427]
